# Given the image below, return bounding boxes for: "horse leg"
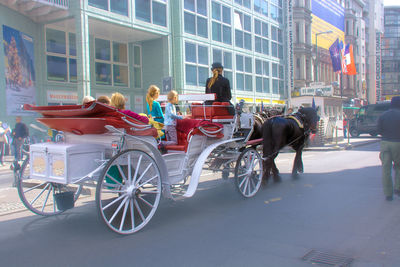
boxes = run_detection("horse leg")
[271,156,281,183]
[262,158,272,185]
[292,147,304,178]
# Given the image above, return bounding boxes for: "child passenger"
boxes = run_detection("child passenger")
[160,90,183,146]
[110,92,149,124]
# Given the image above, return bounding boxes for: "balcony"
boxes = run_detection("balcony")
[0,0,70,23]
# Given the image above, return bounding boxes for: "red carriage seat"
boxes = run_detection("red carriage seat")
[24,101,158,137]
[163,119,223,152]
[191,102,234,122]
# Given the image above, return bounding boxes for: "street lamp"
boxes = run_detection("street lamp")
[315,30,333,82]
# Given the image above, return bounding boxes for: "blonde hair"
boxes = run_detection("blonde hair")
[110,92,125,110]
[146,85,160,111]
[82,95,95,104]
[207,68,222,89]
[167,90,178,102]
[97,95,111,105]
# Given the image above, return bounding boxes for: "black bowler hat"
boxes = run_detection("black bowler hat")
[211,62,223,70]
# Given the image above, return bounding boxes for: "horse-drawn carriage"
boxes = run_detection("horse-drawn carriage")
[16,94,319,235]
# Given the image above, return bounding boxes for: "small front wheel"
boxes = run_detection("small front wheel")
[234,148,262,198]
[96,149,162,235]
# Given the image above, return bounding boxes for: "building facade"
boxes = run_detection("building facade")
[381,6,400,100]
[0,0,288,124]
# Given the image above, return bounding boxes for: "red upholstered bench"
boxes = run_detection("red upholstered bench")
[191,102,234,122]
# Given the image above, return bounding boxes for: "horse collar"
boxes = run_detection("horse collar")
[287,115,304,129]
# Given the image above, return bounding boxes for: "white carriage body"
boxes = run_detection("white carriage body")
[30,143,105,184]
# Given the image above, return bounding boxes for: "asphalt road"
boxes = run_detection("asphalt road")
[0,142,398,267]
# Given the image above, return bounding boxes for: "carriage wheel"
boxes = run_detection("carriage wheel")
[17,157,82,216]
[96,149,162,235]
[234,147,262,198]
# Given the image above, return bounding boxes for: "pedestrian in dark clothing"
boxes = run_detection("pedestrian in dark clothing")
[377,96,400,201]
[205,62,235,115]
[0,122,10,165]
[12,116,28,162]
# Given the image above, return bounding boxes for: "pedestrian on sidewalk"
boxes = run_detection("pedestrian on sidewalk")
[377,96,400,201]
[0,121,10,165]
[12,116,28,162]
[343,114,348,138]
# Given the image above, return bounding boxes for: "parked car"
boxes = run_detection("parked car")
[349,102,390,137]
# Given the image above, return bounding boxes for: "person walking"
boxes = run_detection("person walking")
[0,122,10,165]
[377,96,400,201]
[205,62,234,115]
[12,116,28,162]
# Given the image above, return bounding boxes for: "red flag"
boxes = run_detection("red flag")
[344,44,357,75]
[340,41,347,74]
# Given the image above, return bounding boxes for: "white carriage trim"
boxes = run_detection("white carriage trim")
[121,116,152,131]
[183,137,244,198]
[157,93,215,102]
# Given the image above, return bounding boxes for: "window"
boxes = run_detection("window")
[271,26,283,59]
[94,38,130,87]
[271,63,284,95]
[234,11,251,50]
[254,0,268,16]
[185,42,209,86]
[184,0,208,38]
[255,59,270,93]
[235,0,251,9]
[212,2,232,44]
[270,0,283,23]
[236,54,252,91]
[212,48,233,85]
[89,0,129,16]
[136,0,167,26]
[254,18,269,55]
[46,28,76,83]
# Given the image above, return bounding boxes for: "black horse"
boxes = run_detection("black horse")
[262,107,320,183]
[248,107,285,141]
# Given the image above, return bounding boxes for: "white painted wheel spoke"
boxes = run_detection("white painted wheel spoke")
[138,196,154,208]
[239,174,247,188]
[132,155,142,184]
[102,193,126,211]
[134,199,145,221]
[105,174,124,186]
[119,199,130,231]
[109,197,128,224]
[30,183,50,206]
[135,162,153,185]
[130,198,135,230]
[23,182,47,194]
[41,185,52,212]
[137,175,158,188]
[116,164,128,184]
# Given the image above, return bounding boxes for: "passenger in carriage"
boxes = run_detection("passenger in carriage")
[160,90,183,147]
[97,95,111,105]
[205,62,235,115]
[146,85,164,124]
[82,95,95,104]
[110,92,149,124]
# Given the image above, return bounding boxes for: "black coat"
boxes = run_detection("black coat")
[205,75,232,102]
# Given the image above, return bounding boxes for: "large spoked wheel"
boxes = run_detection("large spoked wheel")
[234,147,263,198]
[17,157,82,216]
[96,149,162,235]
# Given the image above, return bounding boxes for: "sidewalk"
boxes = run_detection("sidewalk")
[305,135,380,151]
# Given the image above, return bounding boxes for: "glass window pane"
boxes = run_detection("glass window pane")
[185,42,196,63]
[256,60,262,74]
[261,1,268,16]
[245,74,252,91]
[69,58,77,82]
[236,73,244,90]
[272,63,278,77]
[222,6,231,24]
[184,12,196,35]
[244,33,251,50]
[95,62,111,85]
[222,25,231,44]
[198,45,208,65]
[255,37,262,53]
[113,42,127,63]
[256,77,263,92]
[254,19,261,35]
[186,64,197,85]
[278,44,283,59]
[224,71,232,85]
[95,38,110,61]
[198,66,208,86]
[245,57,252,73]
[262,39,269,55]
[46,28,66,54]
[134,46,141,65]
[134,67,141,88]
[254,0,261,13]
[236,55,243,71]
[271,26,277,41]
[184,0,195,12]
[111,0,128,16]
[88,0,107,10]
[197,17,208,38]
[235,29,243,48]
[212,22,222,42]
[69,33,76,56]
[197,0,207,16]
[273,79,279,94]
[279,65,284,79]
[263,77,270,93]
[47,56,67,82]
[272,42,278,57]
[279,80,284,95]
[212,1,221,20]
[262,22,268,37]
[244,0,251,8]
[136,0,151,22]
[153,2,167,26]
[224,52,232,69]
[244,15,251,31]
[213,49,222,63]
[113,65,129,87]
[263,61,269,75]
